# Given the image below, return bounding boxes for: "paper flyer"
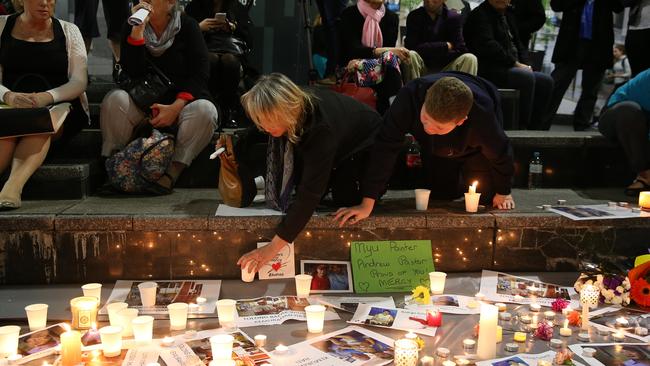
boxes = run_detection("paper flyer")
[475,350,586,366]
[235,296,339,328]
[403,294,481,314]
[122,347,161,366]
[479,270,580,307]
[315,296,396,313]
[347,304,438,337]
[589,307,650,342]
[270,326,394,366]
[100,280,221,315]
[159,343,204,366]
[190,328,272,365]
[547,204,650,221]
[568,343,649,366]
[257,242,295,280]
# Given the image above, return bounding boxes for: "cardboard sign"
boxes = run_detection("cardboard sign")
[350,240,435,293]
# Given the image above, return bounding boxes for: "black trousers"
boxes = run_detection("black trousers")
[102,0,131,42]
[626,28,650,77]
[207,52,242,106]
[315,0,347,76]
[543,40,606,130]
[328,149,371,207]
[371,66,402,115]
[423,152,498,205]
[599,101,650,173]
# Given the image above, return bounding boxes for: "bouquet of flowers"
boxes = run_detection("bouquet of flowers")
[573,260,631,306]
[629,254,650,308]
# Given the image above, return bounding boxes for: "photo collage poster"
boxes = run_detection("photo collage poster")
[348,304,438,337]
[589,307,650,342]
[479,270,580,307]
[235,296,339,327]
[403,294,481,314]
[475,350,586,366]
[569,343,650,366]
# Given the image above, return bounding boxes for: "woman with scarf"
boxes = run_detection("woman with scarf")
[338,0,406,114]
[236,73,382,274]
[100,0,218,194]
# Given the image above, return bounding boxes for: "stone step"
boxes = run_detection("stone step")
[1,163,91,200]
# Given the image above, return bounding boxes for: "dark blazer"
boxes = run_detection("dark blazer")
[404,5,469,71]
[338,5,399,66]
[275,88,382,243]
[550,0,623,70]
[361,72,514,200]
[511,0,546,49]
[464,1,529,82]
[184,0,252,48]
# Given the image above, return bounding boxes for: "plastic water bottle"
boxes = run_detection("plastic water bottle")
[528,152,543,189]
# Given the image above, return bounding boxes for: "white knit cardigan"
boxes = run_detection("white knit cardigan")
[0,15,89,120]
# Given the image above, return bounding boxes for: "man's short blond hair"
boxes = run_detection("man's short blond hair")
[424,77,474,123]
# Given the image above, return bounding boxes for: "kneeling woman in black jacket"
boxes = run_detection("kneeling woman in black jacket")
[237,73,382,273]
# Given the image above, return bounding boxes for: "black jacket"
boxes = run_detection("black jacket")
[464,1,529,83]
[362,72,514,199]
[121,13,211,103]
[275,88,382,243]
[184,0,252,48]
[511,0,546,49]
[550,0,623,70]
[405,5,469,71]
[338,5,399,66]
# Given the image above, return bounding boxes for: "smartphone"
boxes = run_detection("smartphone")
[214,12,227,23]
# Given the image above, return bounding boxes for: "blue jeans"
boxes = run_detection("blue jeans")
[506,67,553,130]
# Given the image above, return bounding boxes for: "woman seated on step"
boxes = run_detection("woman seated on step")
[0,0,89,210]
[236,73,382,274]
[100,0,218,194]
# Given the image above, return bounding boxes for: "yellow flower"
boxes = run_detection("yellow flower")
[411,285,431,305]
[414,336,425,350]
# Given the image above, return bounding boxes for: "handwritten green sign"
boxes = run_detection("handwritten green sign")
[350,240,435,293]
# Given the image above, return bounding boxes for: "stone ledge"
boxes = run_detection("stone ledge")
[54,215,133,231]
[0,215,54,231]
[133,215,209,231]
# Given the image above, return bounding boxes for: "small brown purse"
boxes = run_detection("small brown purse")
[217,134,256,207]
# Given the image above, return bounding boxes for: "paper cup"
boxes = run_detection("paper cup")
[106,302,128,327]
[210,334,234,361]
[429,272,447,295]
[464,192,481,213]
[415,189,431,211]
[305,305,326,333]
[241,264,255,283]
[138,282,158,308]
[295,274,313,298]
[82,283,102,302]
[117,308,139,337]
[132,316,154,344]
[99,326,123,357]
[0,325,20,358]
[25,304,48,331]
[216,299,237,329]
[167,303,189,331]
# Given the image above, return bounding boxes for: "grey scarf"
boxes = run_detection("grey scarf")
[144,10,182,57]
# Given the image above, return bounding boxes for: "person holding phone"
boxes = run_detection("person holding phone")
[185,0,253,129]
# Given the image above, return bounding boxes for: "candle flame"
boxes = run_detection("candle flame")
[92,322,97,330]
[616,317,628,324]
[62,323,71,332]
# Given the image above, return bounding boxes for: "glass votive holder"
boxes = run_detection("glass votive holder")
[217,299,238,329]
[428,271,447,295]
[210,334,234,361]
[25,303,48,331]
[106,302,128,327]
[167,303,189,330]
[305,305,326,333]
[131,316,154,344]
[117,308,139,337]
[137,282,158,308]
[99,326,122,357]
[295,274,313,298]
[0,325,20,358]
[70,296,99,330]
[81,283,102,302]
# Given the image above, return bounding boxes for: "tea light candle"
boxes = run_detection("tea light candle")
[216,299,238,329]
[582,347,597,358]
[305,305,326,333]
[420,356,434,366]
[475,292,485,301]
[513,332,526,342]
[196,297,207,305]
[513,295,524,302]
[241,264,255,283]
[465,181,481,213]
[477,303,498,360]
[615,317,629,328]
[6,354,22,364]
[442,361,456,366]
[530,304,541,312]
[505,343,519,352]
[455,359,470,366]
[499,312,512,321]
[394,339,418,366]
[131,316,154,344]
[254,334,267,347]
[577,332,590,342]
[436,347,450,357]
[560,320,572,337]
[495,303,507,312]
[639,191,650,210]
[99,326,122,357]
[462,339,476,350]
[612,331,625,342]
[520,314,532,324]
[429,271,447,295]
[635,327,648,336]
[562,307,573,316]
[405,331,417,340]
[544,311,555,321]
[210,334,235,361]
[161,336,175,347]
[426,310,442,327]
[274,344,288,354]
[295,274,313,298]
[0,325,20,358]
[550,339,563,348]
[61,327,82,366]
[467,300,479,309]
[496,326,503,343]
[167,302,189,331]
[537,361,552,366]
[70,296,98,330]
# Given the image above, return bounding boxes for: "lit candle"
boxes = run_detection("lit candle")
[426,310,442,327]
[544,311,555,321]
[638,191,650,210]
[254,334,267,348]
[216,299,238,330]
[196,297,207,305]
[495,303,507,312]
[81,283,102,303]
[537,361,552,366]
[0,325,20,358]
[420,356,434,366]
[405,331,417,340]
[60,326,82,366]
[615,317,629,328]
[477,303,498,360]
[24,304,49,331]
[462,339,476,350]
[274,344,288,355]
[106,302,128,328]
[635,327,649,336]
[514,295,524,302]
[210,334,234,361]
[295,275,313,298]
[429,272,447,295]
[167,303,189,331]
[305,305,326,333]
[532,315,538,326]
[577,332,590,342]
[394,339,418,366]
[442,361,456,366]
[70,296,98,330]
[520,315,532,324]
[465,181,481,213]
[99,326,122,357]
[530,304,541,312]
[513,332,526,342]
[161,336,174,347]
[580,285,599,331]
[475,292,485,301]
[562,307,573,317]
[131,316,154,344]
[560,320,572,337]
[612,331,625,342]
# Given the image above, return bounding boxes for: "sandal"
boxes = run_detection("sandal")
[0,197,21,211]
[624,177,650,197]
[145,173,174,196]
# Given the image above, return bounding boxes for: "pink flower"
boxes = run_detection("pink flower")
[534,322,553,341]
[551,298,570,312]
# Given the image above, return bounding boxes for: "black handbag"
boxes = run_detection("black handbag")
[206,33,248,56]
[116,59,174,113]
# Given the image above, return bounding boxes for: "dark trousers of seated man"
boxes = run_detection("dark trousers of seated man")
[423,152,497,205]
[598,101,650,174]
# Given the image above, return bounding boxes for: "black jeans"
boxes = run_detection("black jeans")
[599,101,650,173]
[505,67,554,130]
[208,52,242,106]
[316,0,347,76]
[543,40,606,130]
[328,149,371,207]
[626,28,650,77]
[371,66,402,115]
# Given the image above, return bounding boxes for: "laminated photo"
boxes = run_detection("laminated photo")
[569,343,650,366]
[403,294,481,314]
[589,307,650,342]
[348,304,438,337]
[479,270,579,307]
[235,296,339,327]
[301,260,354,293]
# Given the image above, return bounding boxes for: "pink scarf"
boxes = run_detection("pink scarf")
[357,0,385,48]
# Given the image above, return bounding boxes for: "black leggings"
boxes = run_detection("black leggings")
[208,52,242,105]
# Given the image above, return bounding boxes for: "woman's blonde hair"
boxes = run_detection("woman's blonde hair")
[241,73,316,144]
[11,0,23,12]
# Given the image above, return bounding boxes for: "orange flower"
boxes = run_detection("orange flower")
[630,278,650,308]
[567,310,581,326]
